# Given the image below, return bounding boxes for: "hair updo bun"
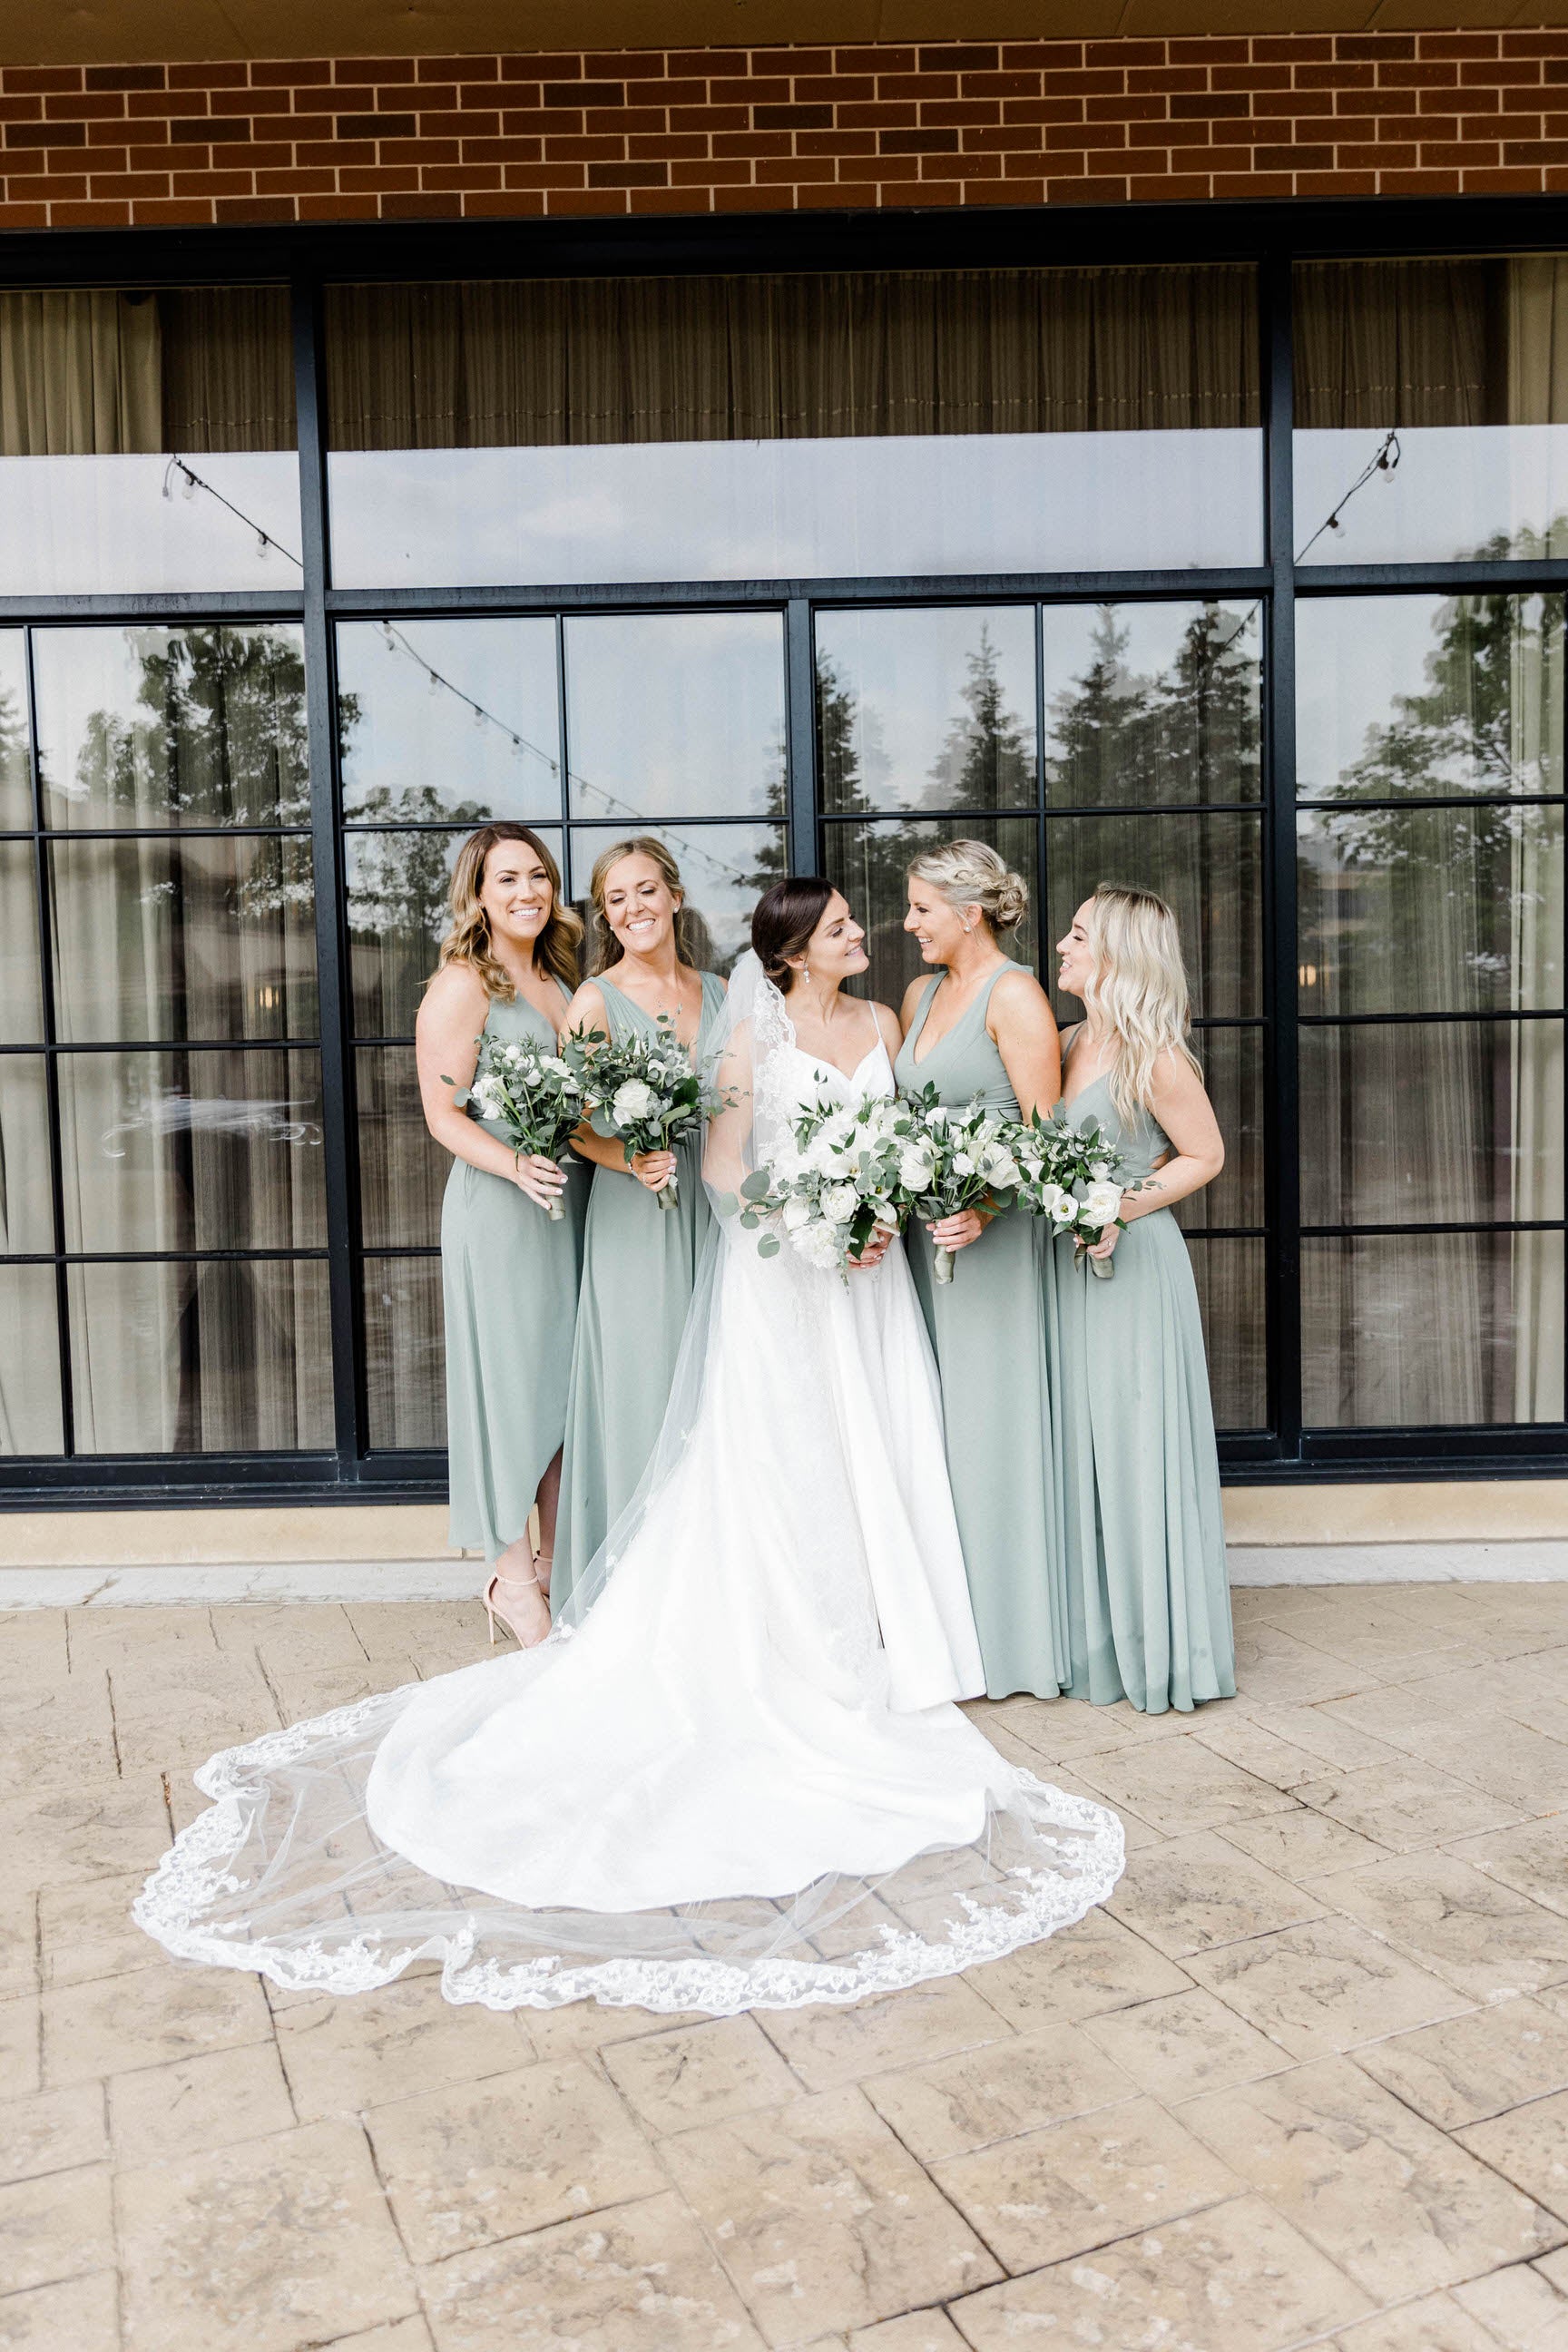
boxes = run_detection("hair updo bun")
[750,876,835,990]
[906,838,1029,935]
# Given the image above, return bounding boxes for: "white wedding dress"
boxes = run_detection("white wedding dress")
[135,961,1123,2014]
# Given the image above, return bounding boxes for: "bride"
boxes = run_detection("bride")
[135,878,1123,2015]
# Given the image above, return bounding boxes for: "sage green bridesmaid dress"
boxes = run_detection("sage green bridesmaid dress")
[894,965,1071,1700]
[1045,1032,1235,1714]
[443,983,589,1565]
[554,967,727,1608]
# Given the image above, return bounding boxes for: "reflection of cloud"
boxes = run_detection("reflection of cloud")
[98,1093,321,1159]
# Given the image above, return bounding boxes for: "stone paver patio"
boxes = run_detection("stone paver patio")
[4,1580,1568,2349]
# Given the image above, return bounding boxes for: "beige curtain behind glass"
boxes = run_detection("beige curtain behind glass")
[1294,260,1500,429]
[0,288,294,458]
[325,266,1259,451]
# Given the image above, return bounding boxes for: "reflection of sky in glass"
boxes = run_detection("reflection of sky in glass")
[0,846,43,1042]
[1043,602,1259,730]
[0,455,301,594]
[338,618,562,825]
[567,823,783,975]
[564,612,785,823]
[1295,427,1568,564]
[328,431,1262,588]
[0,631,29,828]
[816,607,1036,813]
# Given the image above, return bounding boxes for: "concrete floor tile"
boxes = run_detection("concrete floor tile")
[1452,2260,1568,2349]
[1074,1740,1296,1836]
[1191,1713,1348,1790]
[108,1661,280,1774]
[116,2119,417,2352]
[964,1908,1191,2027]
[0,2004,39,2102]
[1236,1700,1404,1775]
[68,1607,219,1665]
[1182,2056,1563,2298]
[1293,1758,1525,1852]
[38,1873,160,1989]
[662,2086,999,2346]
[971,1693,1138,1764]
[274,1976,533,2122]
[365,2059,663,2262]
[930,2091,1238,2271]
[0,2085,106,2185]
[1220,1808,1392,1877]
[1387,1720,1568,1818]
[2,1779,172,1896]
[0,2162,113,2297]
[1316,1851,1568,2002]
[208,1602,370,1669]
[1230,1624,1374,1706]
[0,1734,120,1804]
[42,1961,272,2087]
[756,1975,1006,2094]
[951,2191,1370,2349]
[1448,1817,1568,1920]
[320,2321,433,2351]
[0,1901,34,2005]
[859,2023,1135,2162]
[0,1615,68,1684]
[1355,1995,1568,2131]
[418,2190,765,2352]
[0,2269,118,2351]
[602,2015,799,2133]
[1104,1829,1324,1957]
[1187,1918,1469,2057]
[1332,2289,1504,2350]
[1081,1987,1292,2102]
[107,2043,295,2162]
[1458,2092,1568,2225]
[848,2318,966,2351]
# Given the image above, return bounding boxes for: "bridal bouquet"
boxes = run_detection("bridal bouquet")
[568,1017,722,1212]
[727,1090,906,1279]
[1008,1109,1139,1279]
[894,1084,1023,1286]
[447,1033,584,1220]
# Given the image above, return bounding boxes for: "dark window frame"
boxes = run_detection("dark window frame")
[5,197,1568,1501]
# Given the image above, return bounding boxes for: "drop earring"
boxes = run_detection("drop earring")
[801,962,810,983]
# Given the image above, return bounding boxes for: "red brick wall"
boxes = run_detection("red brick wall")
[3,31,1567,231]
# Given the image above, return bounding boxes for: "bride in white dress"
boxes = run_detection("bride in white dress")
[136,882,1122,2016]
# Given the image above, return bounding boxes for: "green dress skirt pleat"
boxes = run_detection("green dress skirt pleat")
[894,965,1071,1700]
[443,985,589,1565]
[553,967,727,1608]
[1044,1064,1235,1714]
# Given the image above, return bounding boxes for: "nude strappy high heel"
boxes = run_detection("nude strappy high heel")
[484,1571,550,1648]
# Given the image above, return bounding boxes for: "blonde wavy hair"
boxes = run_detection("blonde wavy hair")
[437,824,582,996]
[1079,883,1201,1126]
[588,836,702,975]
[906,838,1029,936]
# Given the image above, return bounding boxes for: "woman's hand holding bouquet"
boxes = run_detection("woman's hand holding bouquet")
[893,1085,1023,1284]
[1008,1109,1139,1279]
[725,1091,906,1280]
[446,1034,584,1219]
[567,1018,725,1210]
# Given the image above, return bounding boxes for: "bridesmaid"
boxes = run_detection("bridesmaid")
[894,840,1069,1700]
[416,823,588,1648]
[554,838,727,1610]
[1048,883,1234,1714]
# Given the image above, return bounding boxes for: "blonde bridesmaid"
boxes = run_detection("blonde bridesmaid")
[554,838,727,1609]
[894,840,1069,1699]
[1048,884,1234,1714]
[416,824,588,1648]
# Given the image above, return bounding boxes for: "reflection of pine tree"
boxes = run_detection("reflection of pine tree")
[0,674,28,814]
[65,625,317,827]
[1044,603,1259,808]
[739,735,790,900]
[932,624,1033,811]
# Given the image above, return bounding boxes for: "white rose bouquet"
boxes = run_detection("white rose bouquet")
[724,1089,906,1281]
[446,1032,585,1220]
[894,1083,1023,1286]
[567,1017,725,1213]
[1007,1108,1141,1279]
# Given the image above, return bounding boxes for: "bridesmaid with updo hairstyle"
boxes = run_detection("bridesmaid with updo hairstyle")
[416,823,587,1649]
[553,838,728,1612]
[1049,884,1233,1714]
[894,840,1071,1699]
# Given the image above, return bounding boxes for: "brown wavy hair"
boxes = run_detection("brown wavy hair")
[588,836,702,975]
[438,824,582,997]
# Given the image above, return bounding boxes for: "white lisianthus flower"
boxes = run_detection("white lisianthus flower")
[540,1055,571,1077]
[1089,1161,1110,1182]
[802,1133,842,1177]
[471,1076,504,1112]
[790,1219,843,1271]
[952,1151,975,1177]
[1048,1188,1078,1226]
[1084,1181,1122,1226]
[781,1193,814,1231]
[981,1146,1021,1191]
[611,1079,657,1125]
[820,1181,859,1225]
[898,1143,936,1191]
[819,1110,856,1149]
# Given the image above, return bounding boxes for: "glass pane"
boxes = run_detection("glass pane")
[0,631,30,829]
[568,824,784,978]
[49,836,318,1044]
[564,613,784,823]
[1173,1027,1264,1234]
[338,617,562,826]
[326,268,1260,585]
[1044,602,1262,808]
[1303,1231,1564,1426]
[0,1267,62,1454]
[0,288,299,593]
[1302,1020,1564,1229]
[817,607,1036,816]
[67,1256,333,1454]
[1297,596,1563,802]
[57,1049,325,1255]
[1294,259,1568,564]
[363,1256,445,1450]
[0,1056,53,1253]
[1,841,44,1044]
[358,1048,448,1250]
[1186,1235,1267,1431]
[822,815,1039,1012]
[34,624,309,829]
[1045,812,1261,1021]
[1298,803,1563,1015]
[347,827,562,1039]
